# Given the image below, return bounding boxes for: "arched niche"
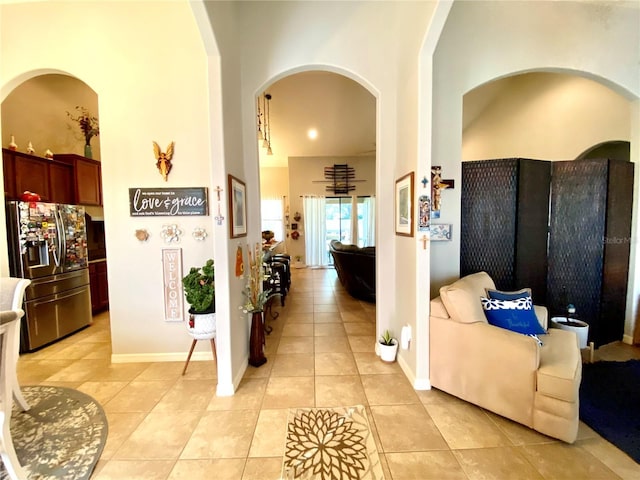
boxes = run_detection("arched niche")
[576,141,630,162]
[462,72,633,162]
[2,73,100,160]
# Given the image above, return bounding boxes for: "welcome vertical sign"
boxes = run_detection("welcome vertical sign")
[162,248,184,322]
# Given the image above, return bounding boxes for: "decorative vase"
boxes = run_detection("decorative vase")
[84,144,93,159]
[8,135,17,151]
[249,311,267,367]
[186,312,216,340]
[379,339,399,363]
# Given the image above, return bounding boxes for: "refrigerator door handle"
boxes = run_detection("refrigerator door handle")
[55,208,65,268]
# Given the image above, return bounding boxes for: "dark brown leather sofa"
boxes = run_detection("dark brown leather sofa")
[329,240,375,303]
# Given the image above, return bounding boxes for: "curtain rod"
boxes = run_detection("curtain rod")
[299,195,372,198]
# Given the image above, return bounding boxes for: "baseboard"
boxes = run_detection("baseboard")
[111,351,213,363]
[396,353,431,390]
[623,334,634,345]
[413,378,432,390]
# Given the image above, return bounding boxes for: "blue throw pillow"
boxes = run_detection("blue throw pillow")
[486,288,532,301]
[481,296,546,336]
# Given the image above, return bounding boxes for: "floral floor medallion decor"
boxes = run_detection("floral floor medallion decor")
[0,386,108,480]
[282,405,385,480]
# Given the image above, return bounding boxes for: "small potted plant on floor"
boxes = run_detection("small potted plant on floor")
[182,259,216,339]
[292,255,306,269]
[379,329,399,362]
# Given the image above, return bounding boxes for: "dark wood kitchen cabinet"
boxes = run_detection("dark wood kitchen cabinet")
[54,154,102,206]
[48,162,74,204]
[89,260,109,313]
[3,149,51,201]
[3,148,102,205]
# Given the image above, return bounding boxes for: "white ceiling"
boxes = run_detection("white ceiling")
[257,71,376,168]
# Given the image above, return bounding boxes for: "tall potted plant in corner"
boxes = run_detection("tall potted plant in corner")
[379,329,399,363]
[182,259,216,340]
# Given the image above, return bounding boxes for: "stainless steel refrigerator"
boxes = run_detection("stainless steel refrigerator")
[6,201,92,351]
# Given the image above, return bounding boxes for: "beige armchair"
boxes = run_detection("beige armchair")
[430,272,582,443]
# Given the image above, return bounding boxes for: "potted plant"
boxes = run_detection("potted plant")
[292,255,306,269]
[379,329,399,363]
[182,259,216,339]
[66,106,99,158]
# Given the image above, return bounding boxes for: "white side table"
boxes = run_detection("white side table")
[550,316,595,363]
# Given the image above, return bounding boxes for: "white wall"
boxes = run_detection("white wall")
[463,73,632,161]
[192,1,250,395]
[1,2,216,362]
[260,167,289,199]
[431,1,640,341]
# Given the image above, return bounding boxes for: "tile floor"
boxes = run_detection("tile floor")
[15,267,640,479]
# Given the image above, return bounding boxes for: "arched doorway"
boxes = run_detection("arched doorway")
[256,70,377,268]
[2,73,109,352]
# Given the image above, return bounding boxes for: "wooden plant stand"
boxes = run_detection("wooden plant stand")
[182,337,217,375]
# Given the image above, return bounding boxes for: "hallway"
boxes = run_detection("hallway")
[15,267,640,479]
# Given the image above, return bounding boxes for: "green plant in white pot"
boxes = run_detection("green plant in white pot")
[379,329,398,363]
[182,259,216,339]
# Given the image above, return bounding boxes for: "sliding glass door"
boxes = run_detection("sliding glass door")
[325,196,375,264]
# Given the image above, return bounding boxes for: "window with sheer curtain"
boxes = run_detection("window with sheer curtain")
[303,196,328,267]
[261,198,284,240]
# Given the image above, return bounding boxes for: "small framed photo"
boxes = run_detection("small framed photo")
[395,171,414,237]
[418,195,430,231]
[228,174,247,238]
[431,224,452,241]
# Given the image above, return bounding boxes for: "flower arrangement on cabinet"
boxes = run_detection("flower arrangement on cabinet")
[66,106,100,146]
[240,243,271,314]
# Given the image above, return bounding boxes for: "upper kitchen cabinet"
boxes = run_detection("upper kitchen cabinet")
[3,148,51,201]
[47,161,74,205]
[54,154,102,206]
[3,149,102,206]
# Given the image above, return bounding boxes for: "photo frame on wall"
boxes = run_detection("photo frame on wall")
[431,224,452,241]
[228,174,247,238]
[395,171,414,237]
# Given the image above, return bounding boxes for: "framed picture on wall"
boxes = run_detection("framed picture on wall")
[395,171,414,237]
[431,224,452,241]
[228,174,247,238]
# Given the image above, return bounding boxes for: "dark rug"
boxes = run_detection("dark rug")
[0,385,108,480]
[580,359,640,463]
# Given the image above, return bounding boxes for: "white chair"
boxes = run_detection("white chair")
[0,277,31,410]
[0,277,31,479]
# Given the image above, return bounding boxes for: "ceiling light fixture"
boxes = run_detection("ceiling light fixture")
[307,128,318,140]
[257,96,264,141]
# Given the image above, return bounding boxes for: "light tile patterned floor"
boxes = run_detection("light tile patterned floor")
[15,267,640,479]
